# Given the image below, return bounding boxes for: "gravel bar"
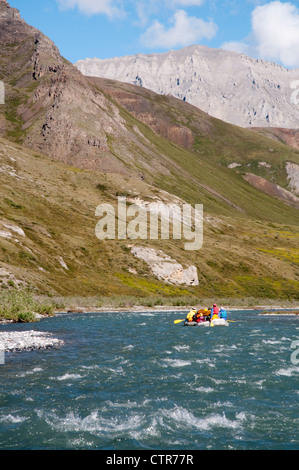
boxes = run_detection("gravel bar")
[0,331,64,353]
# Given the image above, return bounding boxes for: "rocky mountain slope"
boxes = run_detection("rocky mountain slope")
[0,0,299,300]
[0,0,155,174]
[75,45,299,129]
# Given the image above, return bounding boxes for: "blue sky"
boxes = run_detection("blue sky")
[8,0,299,67]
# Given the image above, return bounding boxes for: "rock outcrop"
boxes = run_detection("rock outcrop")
[243,173,299,208]
[131,246,199,286]
[0,0,20,21]
[286,162,299,196]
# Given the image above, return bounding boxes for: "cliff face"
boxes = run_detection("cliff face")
[75,45,299,129]
[0,0,62,83]
[0,0,20,21]
[20,63,131,172]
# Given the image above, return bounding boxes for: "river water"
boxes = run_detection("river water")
[0,309,298,450]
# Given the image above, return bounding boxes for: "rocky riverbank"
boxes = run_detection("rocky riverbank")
[0,331,64,353]
[260,310,299,315]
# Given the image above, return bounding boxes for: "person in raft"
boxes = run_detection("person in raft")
[196,311,205,323]
[203,308,211,321]
[186,308,197,323]
[219,307,228,320]
[210,303,220,320]
[194,308,206,323]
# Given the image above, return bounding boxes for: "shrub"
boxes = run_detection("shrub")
[0,289,55,323]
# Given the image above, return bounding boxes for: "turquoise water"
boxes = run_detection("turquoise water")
[0,310,298,450]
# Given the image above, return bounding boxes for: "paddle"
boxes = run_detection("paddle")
[174,319,185,324]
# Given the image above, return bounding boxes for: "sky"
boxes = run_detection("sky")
[8,0,299,68]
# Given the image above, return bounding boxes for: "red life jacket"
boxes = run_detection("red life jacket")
[212,307,219,316]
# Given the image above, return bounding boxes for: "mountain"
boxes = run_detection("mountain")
[1,0,299,301]
[75,45,299,129]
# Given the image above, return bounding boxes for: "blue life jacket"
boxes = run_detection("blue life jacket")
[219,309,227,319]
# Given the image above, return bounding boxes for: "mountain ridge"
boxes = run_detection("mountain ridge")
[75,44,299,129]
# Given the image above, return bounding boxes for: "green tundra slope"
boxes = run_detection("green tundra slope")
[0,136,298,301]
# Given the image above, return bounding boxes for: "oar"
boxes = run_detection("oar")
[174,319,185,324]
[227,320,236,323]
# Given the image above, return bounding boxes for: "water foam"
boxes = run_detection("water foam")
[162,358,192,368]
[19,367,43,377]
[37,409,145,435]
[162,406,245,431]
[0,414,27,424]
[173,345,190,352]
[56,373,83,381]
[194,386,214,393]
[276,366,299,377]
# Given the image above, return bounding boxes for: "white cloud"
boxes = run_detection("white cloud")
[252,1,299,68]
[56,0,123,19]
[140,9,217,49]
[221,1,299,68]
[134,0,206,28]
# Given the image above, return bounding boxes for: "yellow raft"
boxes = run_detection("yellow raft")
[184,319,229,327]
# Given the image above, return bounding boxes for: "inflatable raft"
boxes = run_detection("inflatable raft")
[184,319,229,327]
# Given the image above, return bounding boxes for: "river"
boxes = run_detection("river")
[0,309,298,450]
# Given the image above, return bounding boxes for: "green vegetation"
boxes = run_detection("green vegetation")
[0,289,54,323]
[31,293,299,312]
